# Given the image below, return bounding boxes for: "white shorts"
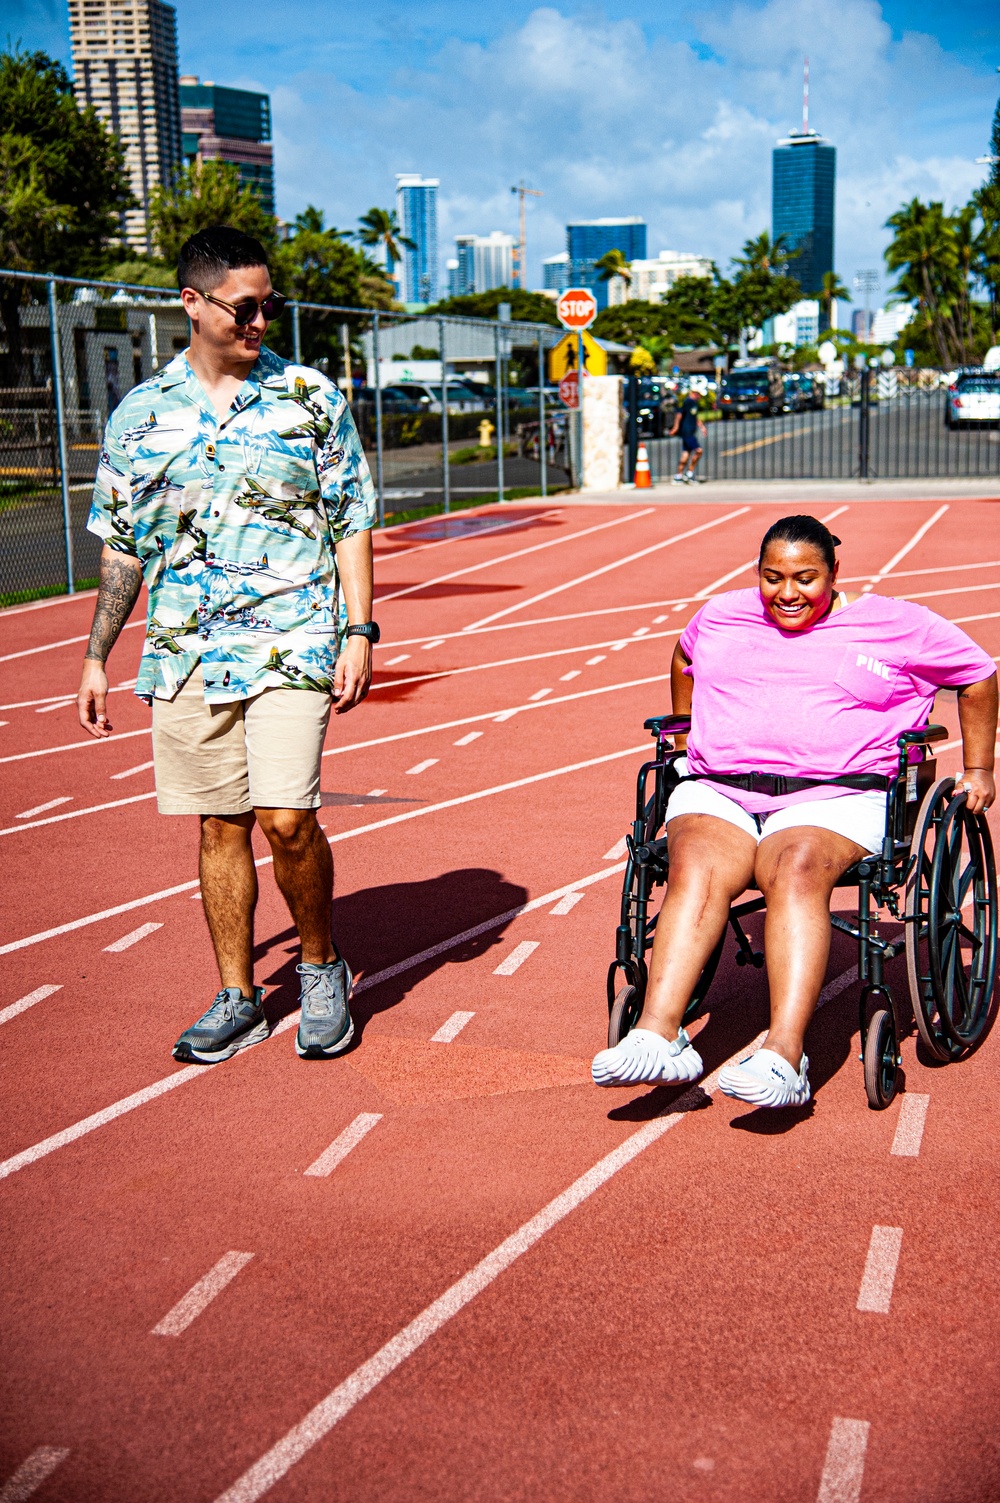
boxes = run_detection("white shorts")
[664,766,887,855]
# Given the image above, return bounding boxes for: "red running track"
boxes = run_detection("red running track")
[2,495,1000,1501]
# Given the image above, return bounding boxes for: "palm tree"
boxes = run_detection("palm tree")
[356,207,414,282]
[884,198,963,366]
[595,248,632,288]
[731,231,797,276]
[819,271,851,330]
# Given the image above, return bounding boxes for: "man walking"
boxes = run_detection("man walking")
[668,386,706,483]
[77,226,378,1064]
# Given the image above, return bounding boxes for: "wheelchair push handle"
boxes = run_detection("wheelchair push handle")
[643,714,691,740]
[896,724,948,748]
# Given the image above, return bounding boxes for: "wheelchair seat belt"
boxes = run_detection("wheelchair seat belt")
[679,770,892,798]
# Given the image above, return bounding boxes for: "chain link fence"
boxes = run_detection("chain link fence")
[0,268,566,606]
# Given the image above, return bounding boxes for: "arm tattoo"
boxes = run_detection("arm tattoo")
[84,552,143,664]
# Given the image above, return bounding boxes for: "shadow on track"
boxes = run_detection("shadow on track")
[256,866,529,1047]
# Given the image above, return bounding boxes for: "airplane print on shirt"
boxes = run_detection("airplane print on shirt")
[87,345,375,704]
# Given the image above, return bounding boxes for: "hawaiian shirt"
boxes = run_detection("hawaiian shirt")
[87,345,376,703]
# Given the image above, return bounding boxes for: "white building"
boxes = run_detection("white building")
[773,299,820,348]
[473,232,515,293]
[871,303,916,344]
[629,250,713,304]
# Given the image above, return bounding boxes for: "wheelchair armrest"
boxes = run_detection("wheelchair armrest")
[896,724,948,748]
[644,714,691,737]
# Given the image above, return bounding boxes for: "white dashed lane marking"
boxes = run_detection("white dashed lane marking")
[549,892,584,916]
[492,941,539,976]
[585,655,606,666]
[406,759,438,775]
[0,985,62,1028]
[152,1251,255,1336]
[0,1446,71,1501]
[303,1114,383,1177]
[421,638,446,650]
[103,922,163,953]
[430,1011,475,1043]
[382,654,410,665]
[453,732,482,746]
[891,1094,929,1157]
[856,1225,903,1313]
[35,699,75,714]
[528,688,551,700]
[110,760,155,780]
[15,796,71,820]
[603,836,628,861]
[815,1418,870,1503]
[559,670,581,681]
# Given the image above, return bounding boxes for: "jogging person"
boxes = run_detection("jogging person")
[76,226,378,1064]
[668,387,705,483]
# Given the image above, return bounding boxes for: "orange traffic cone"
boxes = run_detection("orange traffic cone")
[634,443,652,488]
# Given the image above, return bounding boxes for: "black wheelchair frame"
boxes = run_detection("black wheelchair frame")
[607,715,999,1108]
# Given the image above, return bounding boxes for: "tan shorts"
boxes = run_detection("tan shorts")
[152,664,332,815]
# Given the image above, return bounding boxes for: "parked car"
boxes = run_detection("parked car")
[717,366,784,419]
[358,385,425,413]
[780,373,807,412]
[624,376,669,438]
[797,372,826,410]
[383,380,489,414]
[944,372,1000,428]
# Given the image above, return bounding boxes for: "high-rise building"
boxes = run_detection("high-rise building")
[542,252,569,292]
[771,66,835,297]
[179,77,274,216]
[473,232,514,292]
[68,0,182,252]
[450,235,476,297]
[395,175,439,305]
[566,217,646,310]
[630,251,713,303]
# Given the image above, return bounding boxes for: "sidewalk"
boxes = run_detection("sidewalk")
[541,477,1000,507]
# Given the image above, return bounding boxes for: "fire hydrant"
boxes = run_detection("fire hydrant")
[478,419,495,448]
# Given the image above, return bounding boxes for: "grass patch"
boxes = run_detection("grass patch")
[449,442,518,465]
[0,576,98,610]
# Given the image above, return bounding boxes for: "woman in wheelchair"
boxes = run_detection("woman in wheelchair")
[592,514,998,1107]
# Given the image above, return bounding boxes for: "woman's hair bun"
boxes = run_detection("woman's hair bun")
[830,534,842,546]
[758,515,840,572]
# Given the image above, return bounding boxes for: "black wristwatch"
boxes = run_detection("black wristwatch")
[346,622,380,644]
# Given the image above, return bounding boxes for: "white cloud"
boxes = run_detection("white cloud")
[270,0,996,294]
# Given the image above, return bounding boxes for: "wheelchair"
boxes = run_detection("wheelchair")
[607,715,999,1109]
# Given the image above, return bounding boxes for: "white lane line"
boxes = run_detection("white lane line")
[0,726,150,767]
[604,836,628,860]
[366,788,388,796]
[453,732,482,746]
[0,985,62,1028]
[152,1251,255,1336]
[0,683,142,712]
[464,508,752,631]
[406,758,438,775]
[632,627,650,637]
[35,698,75,714]
[382,654,410,666]
[949,610,1000,626]
[549,892,584,915]
[816,1417,870,1503]
[494,709,518,722]
[891,1094,929,1157]
[422,638,447,649]
[0,585,98,615]
[493,940,539,976]
[103,922,163,953]
[0,862,629,1176]
[210,1031,768,1503]
[862,504,949,592]
[856,1225,903,1313]
[0,791,156,837]
[586,655,606,666]
[0,1446,71,1501]
[610,641,628,651]
[110,759,155,780]
[15,796,71,820]
[559,670,581,681]
[653,614,668,623]
[528,688,551,700]
[303,1114,383,1176]
[0,618,144,664]
[376,509,652,604]
[899,579,1000,603]
[430,1011,475,1043]
[843,557,1000,585]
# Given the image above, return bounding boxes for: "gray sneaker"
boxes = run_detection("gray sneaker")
[172,986,268,1064]
[295,959,354,1059]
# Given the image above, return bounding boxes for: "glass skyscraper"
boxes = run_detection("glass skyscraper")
[772,132,835,296]
[180,78,274,216]
[395,175,439,306]
[566,217,646,310]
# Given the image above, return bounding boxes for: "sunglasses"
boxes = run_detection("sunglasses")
[199,290,288,326]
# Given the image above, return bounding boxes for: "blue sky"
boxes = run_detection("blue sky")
[10,0,999,300]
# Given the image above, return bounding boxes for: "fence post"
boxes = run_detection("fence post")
[494,321,505,502]
[47,276,75,595]
[537,331,547,498]
[858,362,871,481]
[292,301,302,365]
[439,315,450,515]
[627,372,638,485]
[577,330,585,489]
[372,311,385,526]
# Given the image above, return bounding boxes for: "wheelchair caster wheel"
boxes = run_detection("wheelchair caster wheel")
[751,952,765,969]
[863,1008,899,1110]
[608,984,643,1049]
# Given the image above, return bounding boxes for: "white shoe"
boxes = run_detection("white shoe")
[592,1027,704,1087]
[718,1048,810,1107]
[670,474,685,485]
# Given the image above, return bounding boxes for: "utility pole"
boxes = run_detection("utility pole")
[510,181,543,290]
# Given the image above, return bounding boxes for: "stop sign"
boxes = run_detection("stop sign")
[556,287,597,330]
[558,370,580,409]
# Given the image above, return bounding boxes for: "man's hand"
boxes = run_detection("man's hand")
[958,768,995,816]
[78,659,113,738]
[333,636,372,713]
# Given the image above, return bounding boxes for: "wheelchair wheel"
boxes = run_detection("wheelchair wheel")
[608,984,642,1048]
[906,778,999,1061]
[863,1008,899,1110]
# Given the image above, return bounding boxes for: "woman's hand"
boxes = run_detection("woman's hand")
[958,768,995,815]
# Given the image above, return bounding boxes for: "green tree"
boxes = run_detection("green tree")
[592,299,672,344]
[356,207,413,287]
[594,247,632,293]
[149,159,277,265]
[268,206,396,368]
[884,198,967,366]
[819,271,851,329]
[424,287,560,326]
[661,275,719,346]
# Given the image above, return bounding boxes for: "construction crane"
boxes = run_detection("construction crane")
[510,181,542,290]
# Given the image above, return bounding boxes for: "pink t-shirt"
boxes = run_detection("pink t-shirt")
[679,589,995,814]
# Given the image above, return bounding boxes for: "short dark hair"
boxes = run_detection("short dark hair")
[758,514,841,572]
[176,226,269,293]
